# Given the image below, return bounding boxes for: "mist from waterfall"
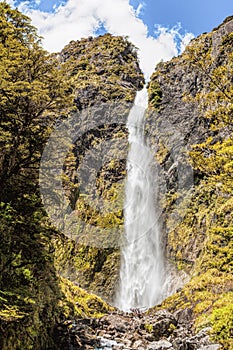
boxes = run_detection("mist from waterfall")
[116,88,165,311]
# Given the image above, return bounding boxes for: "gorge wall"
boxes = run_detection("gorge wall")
[53,34,144,302]
[146,16,233,347]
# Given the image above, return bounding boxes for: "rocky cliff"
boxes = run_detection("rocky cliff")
[146,16,233,349]
[52,34,144,303]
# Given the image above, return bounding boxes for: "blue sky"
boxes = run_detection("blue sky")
[9,0,233,78]
[130,0,233,37]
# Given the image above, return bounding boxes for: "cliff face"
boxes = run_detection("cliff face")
[52,34,144,302]
[147,16,233,348]
[60,34,144,107]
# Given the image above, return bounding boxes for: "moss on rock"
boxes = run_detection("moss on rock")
[148,17,233,349]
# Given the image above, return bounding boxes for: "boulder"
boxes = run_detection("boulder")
[147,339,173,350]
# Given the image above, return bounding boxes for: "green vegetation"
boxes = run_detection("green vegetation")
[185,33,233,348]
[59,277,112,318]
[211,300,233,349]
[150,28,233,349]
[144,323,153,333]
[61,34,144,107]
[148,77,162,110]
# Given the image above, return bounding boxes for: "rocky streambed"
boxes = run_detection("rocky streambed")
[54,309,221,350]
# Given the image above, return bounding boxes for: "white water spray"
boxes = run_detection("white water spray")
[116,88,165,311]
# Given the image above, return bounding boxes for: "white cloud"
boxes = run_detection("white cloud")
[135,2,145,17]
[180,32,194,52]
[155,23,194,54]
[6,0,194,79]
[5,0,16,6]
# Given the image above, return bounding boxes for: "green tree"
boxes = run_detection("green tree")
[0,5,77,349]
[0,2,73,190]
[187,34,233,188]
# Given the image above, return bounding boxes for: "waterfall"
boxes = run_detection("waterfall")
[116,88,165,311]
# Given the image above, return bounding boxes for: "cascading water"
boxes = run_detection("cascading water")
[116,88,165,311]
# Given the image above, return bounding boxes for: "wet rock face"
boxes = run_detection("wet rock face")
[54,310,220,350]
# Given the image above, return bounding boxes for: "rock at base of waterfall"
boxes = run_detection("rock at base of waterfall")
[54,310,221,350]
[147,340,173,350]
[197,345,221,350]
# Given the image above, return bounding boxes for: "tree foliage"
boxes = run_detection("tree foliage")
[0,2,73,188]
[0,4,75,348]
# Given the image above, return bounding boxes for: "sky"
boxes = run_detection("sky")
[130,0,233,37]
[6,0,233,79]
